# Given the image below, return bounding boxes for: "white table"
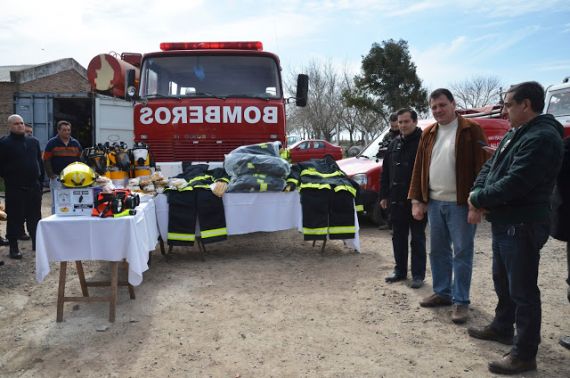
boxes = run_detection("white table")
[35,199,159,322]
[155,191,360,252]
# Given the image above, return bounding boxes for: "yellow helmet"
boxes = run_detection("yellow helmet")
[60,162,96,188]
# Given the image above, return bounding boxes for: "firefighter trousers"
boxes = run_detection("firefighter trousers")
[167,189,227,246]
[300,189,355,241]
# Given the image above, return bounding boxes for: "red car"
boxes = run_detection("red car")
[288,139,343,163]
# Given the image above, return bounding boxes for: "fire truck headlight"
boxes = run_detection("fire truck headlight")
[126,86,137,98]
[352,173,367,188]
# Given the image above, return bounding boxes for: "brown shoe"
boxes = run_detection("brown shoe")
[419,293,452,307]
[451,304,469,324]
[488,353,536,375]
[468,325,513,345]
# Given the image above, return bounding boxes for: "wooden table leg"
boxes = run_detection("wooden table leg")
[121,261,136,299]
[109,262,119,322]
[56,262,67,322]
[320,239,327,254]
[196,238,206,261]
[75,261,89,297]
[159,237,166,255]
[127,284,136,300]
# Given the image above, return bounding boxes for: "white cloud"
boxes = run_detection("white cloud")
[386,1,445,17]
[410,19,545,88]
[457,0,568,18]
[534,60,570,72]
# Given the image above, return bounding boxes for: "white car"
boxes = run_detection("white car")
[544,77,570,137]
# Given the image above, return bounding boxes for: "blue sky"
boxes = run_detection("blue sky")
[1,0,569,90]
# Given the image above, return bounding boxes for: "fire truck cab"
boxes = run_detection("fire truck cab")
[88,42,308,163]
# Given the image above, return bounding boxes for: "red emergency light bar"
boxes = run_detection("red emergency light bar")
[160,41,263,51]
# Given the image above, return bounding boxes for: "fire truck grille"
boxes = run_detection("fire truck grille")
[145,139,276,163]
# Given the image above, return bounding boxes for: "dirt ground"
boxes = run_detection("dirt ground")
[0,195,569,377]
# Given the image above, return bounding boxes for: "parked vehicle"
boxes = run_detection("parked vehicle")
[544,76,570,137]
[87,41,308,163]
[287,135,302,145]
[337,109,511,224]
[288,139,343,163]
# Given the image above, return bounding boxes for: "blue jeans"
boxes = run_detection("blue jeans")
[490,222,549,360]
[427,200,476,305]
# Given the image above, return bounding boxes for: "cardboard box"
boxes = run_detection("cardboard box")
[54,188,95,216]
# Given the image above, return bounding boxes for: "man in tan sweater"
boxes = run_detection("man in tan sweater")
[408,88,488,324]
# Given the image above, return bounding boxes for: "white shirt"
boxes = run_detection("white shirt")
[429,118,458,202]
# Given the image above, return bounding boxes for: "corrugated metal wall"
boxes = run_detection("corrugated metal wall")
[13,93,53,150]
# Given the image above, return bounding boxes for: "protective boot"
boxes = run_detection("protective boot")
[9,243,22,259]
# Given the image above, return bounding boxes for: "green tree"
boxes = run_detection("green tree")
[353,39,428,118]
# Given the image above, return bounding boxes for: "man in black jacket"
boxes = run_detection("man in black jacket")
[380,108,426,288]
[0,114,44,259]
[467,82,564,375]
[550,136,570,350]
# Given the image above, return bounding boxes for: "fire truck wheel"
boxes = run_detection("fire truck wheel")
[369,202,387,226]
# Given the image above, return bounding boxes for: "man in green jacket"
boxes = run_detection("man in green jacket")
[467,81,564,375]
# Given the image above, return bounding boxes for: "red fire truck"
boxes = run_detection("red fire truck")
[87,41,308,162]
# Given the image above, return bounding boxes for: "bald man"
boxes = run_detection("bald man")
[0,114,44,259]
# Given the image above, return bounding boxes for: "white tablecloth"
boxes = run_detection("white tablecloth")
[36,199,160,286]
[155,192,360,251]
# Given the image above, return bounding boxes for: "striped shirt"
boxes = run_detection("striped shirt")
[43,136,82,175]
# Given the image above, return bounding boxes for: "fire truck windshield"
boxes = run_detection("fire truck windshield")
[139,55,282,100]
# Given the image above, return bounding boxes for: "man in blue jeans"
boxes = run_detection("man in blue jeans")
[468,81,564,375]
[408,88,488,324]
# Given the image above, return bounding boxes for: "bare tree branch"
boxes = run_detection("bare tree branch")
[286,60,345,142]
[450,75,504,109]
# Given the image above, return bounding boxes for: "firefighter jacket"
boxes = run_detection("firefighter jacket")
[229,141,281,156]
[380,127,422,221]
[288,156,359,240]
[166,164,229,246]
[225,141,290,192]
[225,154,290,178]
[288,156,358,197]
[228,174,286,192]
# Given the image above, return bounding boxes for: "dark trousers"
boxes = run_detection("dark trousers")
[391,215,427,279]
[167,189,227,246]
[300,189,355,240]
[490,222,550,360]
[5,184,42,249]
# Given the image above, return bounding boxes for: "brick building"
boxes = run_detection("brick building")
[0,58,90,145]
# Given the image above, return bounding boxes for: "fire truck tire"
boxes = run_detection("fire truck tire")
[368,202,386,226]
